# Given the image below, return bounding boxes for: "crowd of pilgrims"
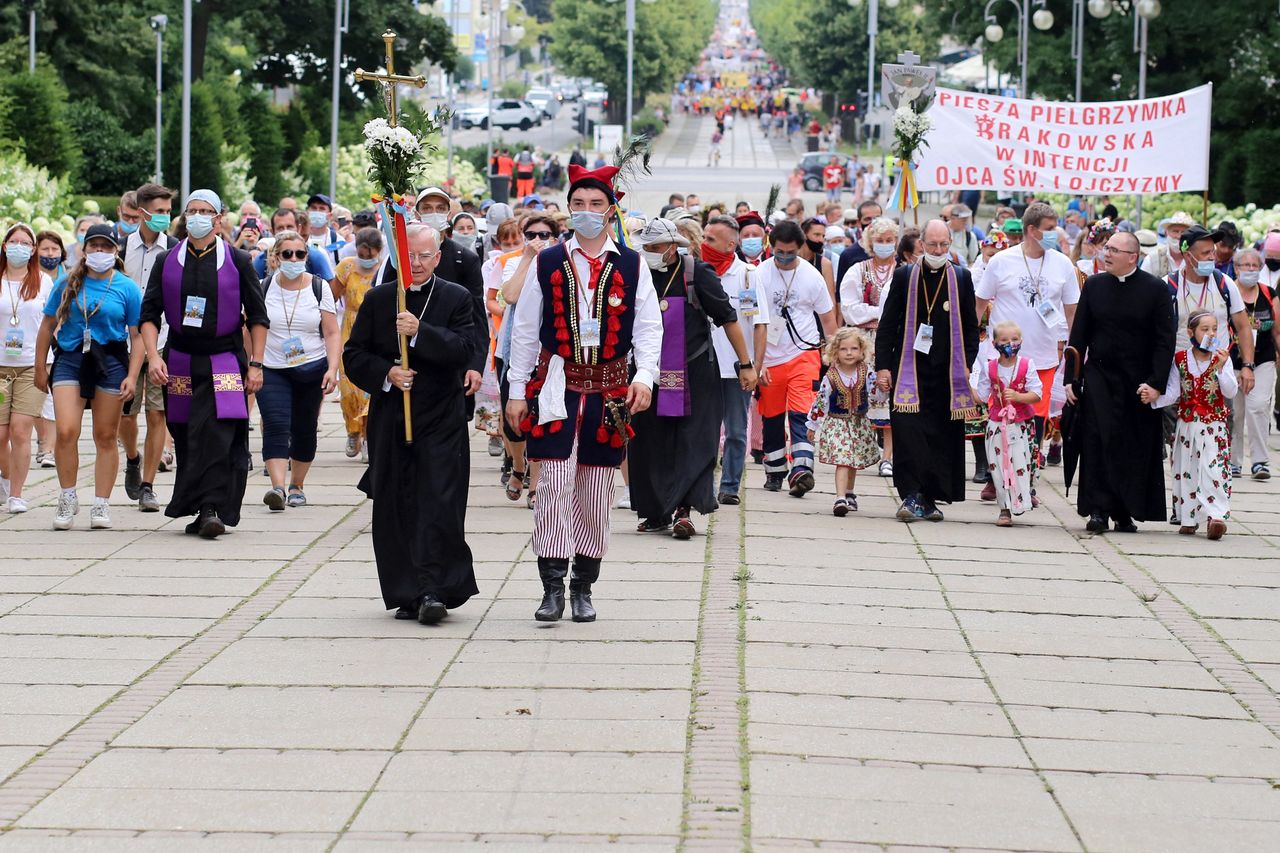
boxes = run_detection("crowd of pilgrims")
[0,171,1274,623]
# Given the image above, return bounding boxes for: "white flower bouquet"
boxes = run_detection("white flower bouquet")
[891,104,932,165]
[362,107,449,199]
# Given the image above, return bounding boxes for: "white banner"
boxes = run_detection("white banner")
[915,85,1212,195]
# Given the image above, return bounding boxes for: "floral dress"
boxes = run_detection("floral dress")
[1158,350,1238,527]
[335,256,376,434]
[806,364,881,469]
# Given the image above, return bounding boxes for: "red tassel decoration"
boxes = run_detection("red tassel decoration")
[596,426,609,443]
[555,328,571,342]
[607,316,621,332]
[552,300,565,315]
[532,425,545,438]
[519,416,533,432]
[609,434,624,448]
[604,332,619,347]
[554,316,567,330]
[551,270,564,286]
[602,347,615,359]
[549,420,563,433]
[612,271,623,287]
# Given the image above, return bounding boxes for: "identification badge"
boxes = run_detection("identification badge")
[281,336,307,366]
[580,318,601,348]
[183,296,207,328]
[3,327,23,357]
[913,323,934,354]
[739,288,759,319]
[82,328,92,353]
[766,321,782,346]
[1036,299,1061,327]
[1253,328,1259,345]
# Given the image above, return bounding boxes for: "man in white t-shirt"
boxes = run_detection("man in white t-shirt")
[976,201,1079,499]
[703,215,771,503]
[755,220,838,497]
[1167,225,1255,393]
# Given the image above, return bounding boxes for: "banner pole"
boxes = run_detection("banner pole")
[1202,190,1208,227]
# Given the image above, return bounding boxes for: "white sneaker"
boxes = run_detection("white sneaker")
[90,503,112,529]
[616,488,631,510]
[39,452,56,469]
[7,496,28,514]
[53,493,78,530]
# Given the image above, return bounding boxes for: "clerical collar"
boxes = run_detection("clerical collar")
[409,275,435,292]
[188,241,215,259]
[1116,267,1136,282]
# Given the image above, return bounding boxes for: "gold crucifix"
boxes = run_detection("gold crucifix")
[354,30,427,128]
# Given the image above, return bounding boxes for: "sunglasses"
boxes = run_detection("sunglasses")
[524,230,554,240]
[279,249,308,261]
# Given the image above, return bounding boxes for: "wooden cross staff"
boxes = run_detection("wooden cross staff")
[355,31,426,444]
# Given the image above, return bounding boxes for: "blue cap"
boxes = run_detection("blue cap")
[306,193,333,209]
[480,200,494,212]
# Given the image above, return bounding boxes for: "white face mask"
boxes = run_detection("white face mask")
[923,252,948,270]
[186,214,215,239]
[420,213,448,231]
[873,243,896,259]
[308,211,329,229]
[643,249,670,270]
[85,252,116,273]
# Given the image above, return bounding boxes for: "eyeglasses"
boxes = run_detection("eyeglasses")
[1103,245,1137,255]
[408,251,438,263]
[922,241,952,252]
[524,231,553,240]
[279,249,308,261]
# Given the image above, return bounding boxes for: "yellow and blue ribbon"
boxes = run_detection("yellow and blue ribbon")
[885,160,919,213]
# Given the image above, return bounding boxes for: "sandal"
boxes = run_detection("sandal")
[526,488,536,510]
[506,470,525,501]
[832,498,848,517]
[996,509,1013,527]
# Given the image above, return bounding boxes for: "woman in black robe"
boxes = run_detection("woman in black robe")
[342,242,479,623]
[630,221,754,539]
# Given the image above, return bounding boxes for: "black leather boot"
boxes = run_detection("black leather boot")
[535,557,570,622]
[570,555,601,623]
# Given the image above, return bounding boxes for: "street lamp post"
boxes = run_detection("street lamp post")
[26,1,36,72]
[150,15,168,185]
[329,0,349,204]
[608,0,655,139]
[1074,0,1115,102]
[445,0,462,180]
[1132,0,1162,226]
[983,0,1052,99]
[181,0,192,202]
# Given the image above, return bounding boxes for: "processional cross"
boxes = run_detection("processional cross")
[354,31,427,444]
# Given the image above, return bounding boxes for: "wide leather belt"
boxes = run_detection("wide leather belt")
[539,350,628,393]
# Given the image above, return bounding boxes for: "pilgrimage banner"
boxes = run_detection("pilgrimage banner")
[915,84,1212,195]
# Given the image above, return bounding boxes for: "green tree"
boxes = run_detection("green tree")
[549,0,715,126]
[239,92,287,204]
[69,102,155,194]
[163,80,224,197]
[0,67,81,177]
[281,104,319,166]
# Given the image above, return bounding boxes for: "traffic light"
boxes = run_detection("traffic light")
[839,102,858,115]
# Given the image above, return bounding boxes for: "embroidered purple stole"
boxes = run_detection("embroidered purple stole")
[162,239,248,423]
[892,262,978,420]
[656,296,691,417]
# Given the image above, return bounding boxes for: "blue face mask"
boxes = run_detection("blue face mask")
[280,260,307,279]
[1193,334,1218,352]
[741,237,764,257]
[1038,230,1059,252]
[1196,259,1216,276]
[39,256,61,271]
[118,221,139,236]
[186,214,215,239]
[995,341,1021,358]
[570,210,607,239]
[773,251,798,268]
[357,256,380,270]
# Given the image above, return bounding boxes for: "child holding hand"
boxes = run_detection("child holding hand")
[806,327,880,516]
[1145,310,1237,540]
[971,321,1042,527]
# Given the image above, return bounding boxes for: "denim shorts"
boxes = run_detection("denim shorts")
[50,349,127,395]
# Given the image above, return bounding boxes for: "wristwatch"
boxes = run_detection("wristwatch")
[248,360,264,369]
[734,360,753,374]
[1243,362,1257,370]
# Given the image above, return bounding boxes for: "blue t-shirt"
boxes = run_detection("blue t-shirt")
[252,246,334,280]
[44,271,142,352]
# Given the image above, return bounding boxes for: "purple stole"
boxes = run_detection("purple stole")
[656,295,690,417]
[162,238,248,423]
[892,262,979,420]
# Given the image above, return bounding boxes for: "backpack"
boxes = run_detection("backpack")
[1165,269,1236,346]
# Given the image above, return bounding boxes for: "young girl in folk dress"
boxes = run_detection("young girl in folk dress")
[970,321,1042,527]
[1146,310,1238,540]
[806,327,880,517]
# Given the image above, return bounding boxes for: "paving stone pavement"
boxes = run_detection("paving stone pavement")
[1,397,1279,852]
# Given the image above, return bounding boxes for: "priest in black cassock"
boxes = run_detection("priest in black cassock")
[629,219,758,538]
[140,189,268,539]
[875,220,980,523]
[343,223,479,624]
[1065,230,1175,533]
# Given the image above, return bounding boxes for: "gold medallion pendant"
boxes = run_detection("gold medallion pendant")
[942,300,950,312]
[660,298,669,312]
[608,294,622,308]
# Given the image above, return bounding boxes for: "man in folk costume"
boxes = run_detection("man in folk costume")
[343,224,480,624]
[1066,230,1176,533]
[505,164,662,623]
[140,189,268,539]
[874,220,981,522]
[629,218,758,538]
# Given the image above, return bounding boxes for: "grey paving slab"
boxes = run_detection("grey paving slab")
[348,791,683,835]
[0,835,329,853]
[188,637,463,687]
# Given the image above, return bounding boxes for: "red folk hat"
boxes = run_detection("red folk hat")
[567,164,623,202]
[736,210,765,230]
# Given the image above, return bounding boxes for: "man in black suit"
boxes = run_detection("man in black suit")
[380,186,488,417]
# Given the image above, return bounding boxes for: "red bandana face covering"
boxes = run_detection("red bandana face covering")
[700,242,735,276]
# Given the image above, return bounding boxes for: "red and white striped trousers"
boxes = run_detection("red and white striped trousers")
[532,432,616,560]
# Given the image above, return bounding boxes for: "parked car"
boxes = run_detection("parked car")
[582,85,608,107]
[798,152,854,193]
[525,88,560,118]
[457,100,544,131]
[555,81,581,101]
